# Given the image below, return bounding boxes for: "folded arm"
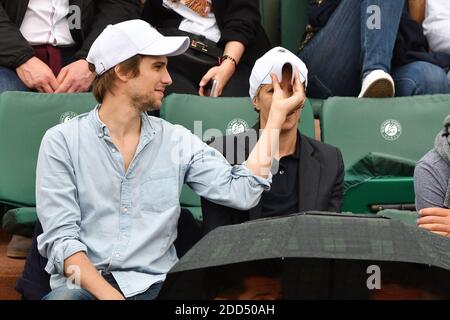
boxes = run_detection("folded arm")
[36,129,122,299]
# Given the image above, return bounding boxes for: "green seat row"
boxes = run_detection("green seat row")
[2,91,449,232]
[321,94,450,213]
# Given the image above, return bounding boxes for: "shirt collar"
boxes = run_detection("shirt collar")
[90,104,156,141]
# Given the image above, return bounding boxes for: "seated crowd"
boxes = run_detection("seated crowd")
[0,0,449,300]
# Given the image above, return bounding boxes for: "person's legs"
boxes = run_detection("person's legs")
[43,285,96,300]
[298,0,362,97]
[360,0,405,77]
[392,61,450,96]
[299,0,405,98]
[0,66,29,93]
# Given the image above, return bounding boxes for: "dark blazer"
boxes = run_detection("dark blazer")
[0,0,141,68]
[142,0,271,66]
[201,129,345,235]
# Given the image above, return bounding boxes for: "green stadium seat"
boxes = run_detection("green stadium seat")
[280,0,309,53]
[0,91,97,232]
[321,94,450,213]
[259,0,281,46]
[160,93,316,219]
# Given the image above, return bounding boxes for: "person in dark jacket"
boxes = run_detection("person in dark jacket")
[0,0,141,94]
[201,47,344,235]
[298,0,450,99]
[142,0,271,98]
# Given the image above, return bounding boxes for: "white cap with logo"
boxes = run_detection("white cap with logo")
[87,19,190,76]
[249,47,308,99]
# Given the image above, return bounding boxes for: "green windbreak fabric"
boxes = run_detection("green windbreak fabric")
[2,207,37,236]
[344,152,416,192]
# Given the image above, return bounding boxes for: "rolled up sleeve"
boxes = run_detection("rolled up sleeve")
[36,129,87,276]
[182,130,271,211]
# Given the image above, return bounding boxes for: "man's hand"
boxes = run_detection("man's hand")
[418,208,450,237]
[270,67,306,118]
[16,57,59,93]
[55,59,95,93]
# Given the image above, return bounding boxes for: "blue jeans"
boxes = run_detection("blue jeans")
[299,0,409,97]
[392,61,450,96]
[0,66,28,94]
[43,274,163,300]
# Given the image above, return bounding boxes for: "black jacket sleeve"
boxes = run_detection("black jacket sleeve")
[74,0,141,60]
[201,196,249,235]
[0,5,34,68]
[328,147,345,213]
[215,0,261,47]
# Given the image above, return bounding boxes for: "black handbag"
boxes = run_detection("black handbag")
[159,28,223,68]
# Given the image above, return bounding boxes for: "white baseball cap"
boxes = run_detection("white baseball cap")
[87,19,190,76]
[249,47,308,99]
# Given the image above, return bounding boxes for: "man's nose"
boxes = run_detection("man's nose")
[163,68,173,86]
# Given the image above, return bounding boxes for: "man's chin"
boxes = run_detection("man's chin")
[138,99,162,113]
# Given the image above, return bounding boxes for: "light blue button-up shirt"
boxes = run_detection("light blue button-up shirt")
[36,106,271,298]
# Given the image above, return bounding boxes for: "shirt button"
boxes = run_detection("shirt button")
[123,207,128,213]
[115,253,120,258]
[98,133,103,138]
[111,148,116,153]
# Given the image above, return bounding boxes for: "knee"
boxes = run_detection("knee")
[394,61,450,96]
[0,67,28,93]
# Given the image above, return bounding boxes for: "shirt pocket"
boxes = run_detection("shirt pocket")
[139,169,180,213]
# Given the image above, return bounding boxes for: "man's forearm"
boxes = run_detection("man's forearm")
[64,252,124,300]
[246,111,285,178]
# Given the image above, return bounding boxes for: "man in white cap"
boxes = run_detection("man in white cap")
[202,47,344,234]
[35,21,305,300]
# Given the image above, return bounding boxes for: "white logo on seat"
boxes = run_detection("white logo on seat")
[380,119,402,141]
[59,111,78,124]
[226,118,250,135]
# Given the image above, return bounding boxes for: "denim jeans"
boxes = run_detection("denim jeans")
[299,0,405,97]
[392,61,450,96]
[43,274,163,300]
[0,66,28,94]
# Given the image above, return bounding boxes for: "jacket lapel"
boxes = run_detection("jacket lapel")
[298,134,321,212]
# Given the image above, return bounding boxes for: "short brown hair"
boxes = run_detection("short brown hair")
[88,55,143,103]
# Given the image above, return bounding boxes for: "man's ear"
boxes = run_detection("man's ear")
[252,96,260,111]
[114,65,129,83]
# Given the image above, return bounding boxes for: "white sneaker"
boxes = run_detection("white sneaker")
[358,70,395,98]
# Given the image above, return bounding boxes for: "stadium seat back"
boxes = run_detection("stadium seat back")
[321,95,450,168]
[281,0,309,53]
[0,92,97,207]
[321,94,450,213]
[259,0,281,46]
